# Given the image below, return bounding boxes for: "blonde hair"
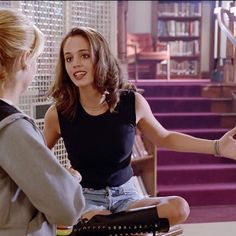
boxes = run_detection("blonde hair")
[0,9,44,82]
[48,26,136,120]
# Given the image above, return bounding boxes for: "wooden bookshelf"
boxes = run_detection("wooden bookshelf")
[131,132,157,197]
[152,1,202,78]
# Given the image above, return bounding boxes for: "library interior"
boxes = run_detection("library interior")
[1,1,236,236]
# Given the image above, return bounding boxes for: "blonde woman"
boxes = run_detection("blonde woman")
[0,9,85,236]
[44,27,236,235]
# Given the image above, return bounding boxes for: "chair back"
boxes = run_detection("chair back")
[127,33,153,52]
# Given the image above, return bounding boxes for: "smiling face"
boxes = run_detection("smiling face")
[63,35,95,88]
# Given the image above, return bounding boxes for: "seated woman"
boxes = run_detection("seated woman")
[43,26,236,235]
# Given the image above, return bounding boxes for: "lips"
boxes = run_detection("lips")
[73,71,86,79]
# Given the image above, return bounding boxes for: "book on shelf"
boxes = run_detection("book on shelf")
[158,20,200,37]
[154,1,202,78]
[170,60,199,76]
[158,2,201,17]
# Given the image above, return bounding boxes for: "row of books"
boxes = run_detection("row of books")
[157,63,169,76]
[170,60,199,76]
[131,135,149,159]
[169,40,200,56]
[158,2,201,17]
[158,20,200,37]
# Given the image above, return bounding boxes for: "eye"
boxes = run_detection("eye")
[81,53,90,59]
[65,56,72,63]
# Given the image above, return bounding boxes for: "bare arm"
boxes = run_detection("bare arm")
[43,105,61,149]
[135,92,236,159]
[44,105,83,180]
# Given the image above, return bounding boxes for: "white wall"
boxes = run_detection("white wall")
[127,1,152,33]
[201,2,211,72]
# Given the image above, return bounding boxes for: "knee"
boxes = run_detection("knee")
[169,196,190,225]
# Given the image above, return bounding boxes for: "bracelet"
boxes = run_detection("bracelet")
[214,140,221,157]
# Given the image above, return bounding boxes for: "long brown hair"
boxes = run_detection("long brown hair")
[47,27,136,120]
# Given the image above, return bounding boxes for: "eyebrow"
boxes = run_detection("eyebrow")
[64,49,90,56]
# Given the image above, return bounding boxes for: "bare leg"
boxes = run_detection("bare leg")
[82,210,111,220]
[81,196,189,226]
[126,196,190,226]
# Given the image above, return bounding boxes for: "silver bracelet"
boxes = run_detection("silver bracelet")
[214,140,221,157]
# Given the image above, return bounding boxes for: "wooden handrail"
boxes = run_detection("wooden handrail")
[215,7,236,48]
[215,6,236,83]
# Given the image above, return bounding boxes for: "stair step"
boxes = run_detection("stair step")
[157,164,236,185]
[137,83,203,97]
[202,83,236,98]
[136,81,236,98]
[186,204,236,223]
[147,97,233,113]
[140,81,236,207]
[157,149,236,165]
[154,112,236,129]
[157,183,236,206]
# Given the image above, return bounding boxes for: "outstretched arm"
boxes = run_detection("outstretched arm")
[218,127,236,160]
[135,92,236,160]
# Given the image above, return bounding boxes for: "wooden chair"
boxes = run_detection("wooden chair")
[127,33,170,80]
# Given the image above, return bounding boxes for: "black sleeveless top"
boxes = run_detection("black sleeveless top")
[58,90,136,189]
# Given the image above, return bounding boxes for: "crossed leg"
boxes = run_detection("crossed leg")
[82,195,190,226]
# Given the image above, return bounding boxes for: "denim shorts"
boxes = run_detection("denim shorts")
[82,177,145,214]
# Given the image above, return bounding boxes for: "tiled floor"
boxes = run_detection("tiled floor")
[181,221,236,236]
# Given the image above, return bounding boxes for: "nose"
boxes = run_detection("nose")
[73,56,82,68]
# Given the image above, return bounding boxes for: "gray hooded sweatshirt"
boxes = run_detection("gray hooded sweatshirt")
[0,100,85,236]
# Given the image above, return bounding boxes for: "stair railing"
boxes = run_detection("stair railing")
[214,6,236,83]
[215,7,236,47]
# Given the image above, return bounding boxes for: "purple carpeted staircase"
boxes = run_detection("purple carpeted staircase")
[135,80,236,210]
